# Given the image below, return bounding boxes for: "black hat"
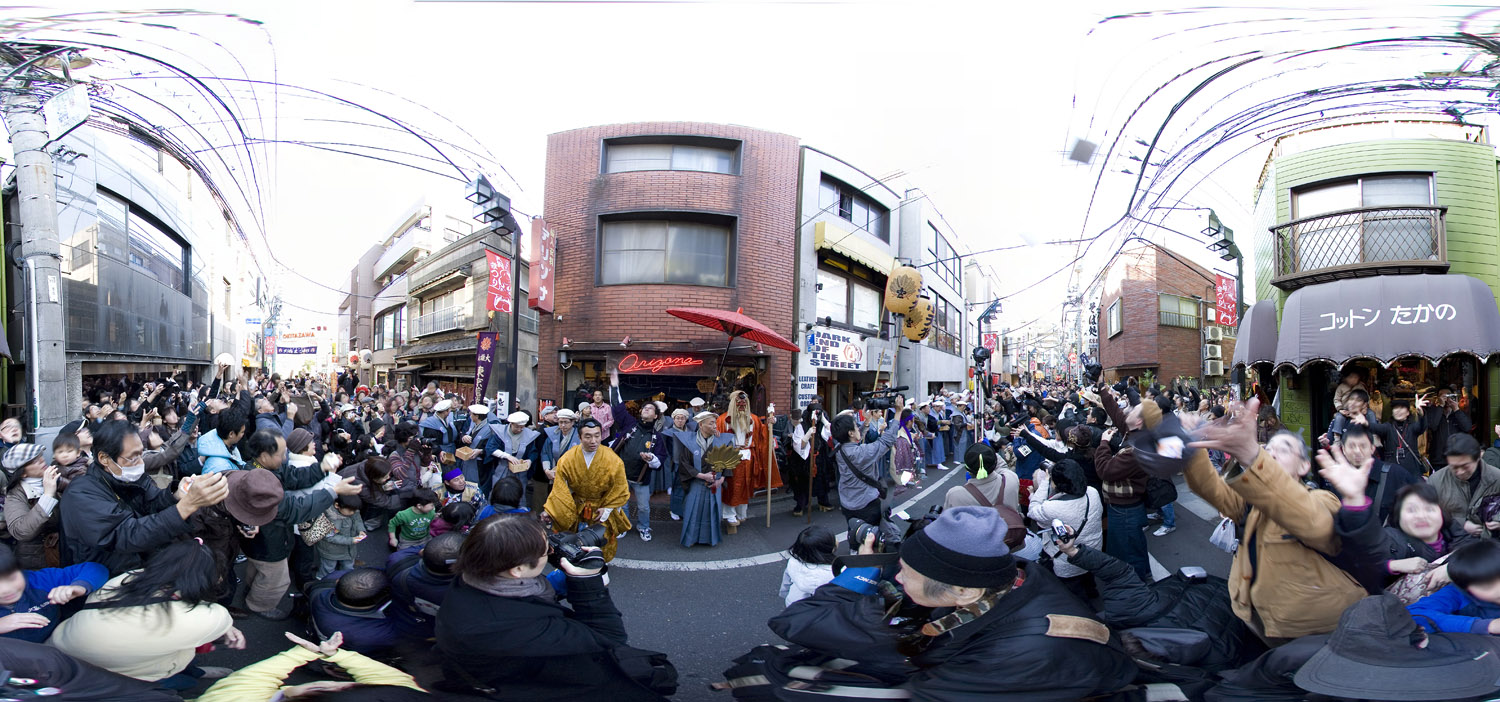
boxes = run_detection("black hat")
[898,506,1017,589]
[1126,411,1201,479]
[1295,595,1500,700]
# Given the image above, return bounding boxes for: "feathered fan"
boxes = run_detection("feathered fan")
[704,444,743,473]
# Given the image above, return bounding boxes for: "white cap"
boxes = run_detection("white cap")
[507,411,529,424]
[434,399,452,412]
[917,400,930,408]
[653,401,668,415]
[694,411,717,423]
[469,404,490,416]
[689,397,705,407]
[556,408,578,420]
[338,403,356,414]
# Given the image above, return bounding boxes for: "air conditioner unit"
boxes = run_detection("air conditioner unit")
[1204,359,1224,376]
[1205,327,1223,341]
[1204,344,1222,359]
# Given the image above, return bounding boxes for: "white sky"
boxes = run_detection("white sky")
[9,1,1500,339]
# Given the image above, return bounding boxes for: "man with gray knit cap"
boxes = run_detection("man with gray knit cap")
[766,506,1136,700]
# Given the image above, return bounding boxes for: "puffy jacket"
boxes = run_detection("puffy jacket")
[770,563,1136,701]
[315,506,363,563]
[308,579,400,656]
[195,431,244,474]
[1182,448,1365,638]
[339,461,403,517]
[1409,583,1500,634]
[1430,460,1500,533]
[1067,544,1250,671]
[1334,501,1473,594]
[59,464,193,575]
[387,547,455,641]
[435,574,664,702]
[5,482,59,569]
[0,637,177,702]
[1093,391,1154,505]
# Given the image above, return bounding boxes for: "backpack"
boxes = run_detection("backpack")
[961,477,1026,549]
[1145,477,1178,511]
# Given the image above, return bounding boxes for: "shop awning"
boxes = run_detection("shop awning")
[1231,301,1279,369]
[1274,274,1500,371]
[815,221,895,275]
[393,364,429,375]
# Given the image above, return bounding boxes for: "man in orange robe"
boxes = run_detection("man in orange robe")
[718,390,780,532]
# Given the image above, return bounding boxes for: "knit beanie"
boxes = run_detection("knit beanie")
[899,506,1018,589]
[285,428,314,455]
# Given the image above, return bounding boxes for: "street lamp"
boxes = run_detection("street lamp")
[1202,210,1245,319]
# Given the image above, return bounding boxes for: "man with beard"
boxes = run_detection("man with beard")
[717,390,780,532]
[544,419,631,561]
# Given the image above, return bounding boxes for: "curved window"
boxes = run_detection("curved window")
[600,219,732,287]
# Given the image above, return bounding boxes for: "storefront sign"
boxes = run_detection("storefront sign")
[806,327,865,371]
[485,250,513,314]
[264,336,276,356]
[1215,274,1238,327]
[797,375,818,408]
[616,352,708,375]
[281,331,316,340]
[528,218,555,314]
[245,318,261,326]
[866,344,894,372]
[276,345,317,355]
[982,332,999,352]
[474,332,498,398]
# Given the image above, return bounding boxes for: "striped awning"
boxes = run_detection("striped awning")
[815,221,895,275]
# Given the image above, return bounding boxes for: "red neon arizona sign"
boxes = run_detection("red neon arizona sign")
[617,353,705,374]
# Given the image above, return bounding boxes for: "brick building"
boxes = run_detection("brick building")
[537,122,801,414]
[1096,243,1237,385]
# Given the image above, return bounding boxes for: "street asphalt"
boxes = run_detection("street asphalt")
[181,463,1235,701]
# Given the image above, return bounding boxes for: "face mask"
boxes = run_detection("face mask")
[113,459,145,482]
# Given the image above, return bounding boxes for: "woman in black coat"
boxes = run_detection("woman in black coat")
[1334,482,1473,595]
[434,515,668,701]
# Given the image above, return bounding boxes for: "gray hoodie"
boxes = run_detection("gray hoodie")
[315,505,364,562]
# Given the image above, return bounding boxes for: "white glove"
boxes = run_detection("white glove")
[596,507,613,522]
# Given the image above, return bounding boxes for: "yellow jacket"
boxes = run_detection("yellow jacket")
[1183,448,1366,639]
[194,647,422,702]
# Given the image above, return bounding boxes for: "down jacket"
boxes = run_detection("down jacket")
[770,563,1137,701]
[1067,544,1251,671]
[59,464,193,575]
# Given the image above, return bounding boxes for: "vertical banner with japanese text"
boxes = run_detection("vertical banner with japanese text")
[528,218,555,313]
[1215,274,1238,327]
[474,332,499,400]
[485,250,513,314]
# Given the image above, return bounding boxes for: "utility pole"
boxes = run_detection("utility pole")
[4,81,67,432]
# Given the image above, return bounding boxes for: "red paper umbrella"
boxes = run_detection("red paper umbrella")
[665,307,801,352]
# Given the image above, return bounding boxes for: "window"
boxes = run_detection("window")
[1159,294,1199,328]
[1290,174,1436,270]
[374,307,404,351]
[99,190,189,295]
[818,176,888,241]
[599,219,732,286]
[1107,300,1122,338]
[928,295,961,355]
[604,139,739,175]
[815,268,884,333]
[222,279,232,317]
[926,224,961,292]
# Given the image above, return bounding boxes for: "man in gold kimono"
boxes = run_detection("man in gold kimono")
[544,418,632,561]
[718,390,780,532]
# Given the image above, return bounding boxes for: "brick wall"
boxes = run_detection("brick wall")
[1097,244,1229,385]
[538,122,801,410]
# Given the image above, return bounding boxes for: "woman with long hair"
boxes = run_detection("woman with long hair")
[48,539,244,689]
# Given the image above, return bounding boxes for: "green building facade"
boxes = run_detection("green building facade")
[1247,123,1500,445]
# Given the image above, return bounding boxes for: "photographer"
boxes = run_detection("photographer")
[435,515,670,701]
[765,507,1135,701]
[832,395,905,546]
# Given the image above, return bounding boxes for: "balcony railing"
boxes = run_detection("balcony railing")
[1271,205,1448,290]
[411,308,468,337]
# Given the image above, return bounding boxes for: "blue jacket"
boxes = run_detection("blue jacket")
[309,580,401,656]
[386,548,456,641]
[0,562,108,642]
[196,430,244,474]
[419,414,458,455]
[254,412,292,438]
[1408,583,1500,634]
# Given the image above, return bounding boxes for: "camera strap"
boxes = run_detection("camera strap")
[838,444,885,494]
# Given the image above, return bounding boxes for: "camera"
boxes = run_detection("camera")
[548,524,607,570]
[1083,362,1103,384]
[1052,518,1073,542]
[848,516,905,553]
[858,385,909,412]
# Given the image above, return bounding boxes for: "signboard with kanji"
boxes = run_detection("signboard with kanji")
[486,250,513,314]
[982,332,999,352]
[1215,274,1238,327]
